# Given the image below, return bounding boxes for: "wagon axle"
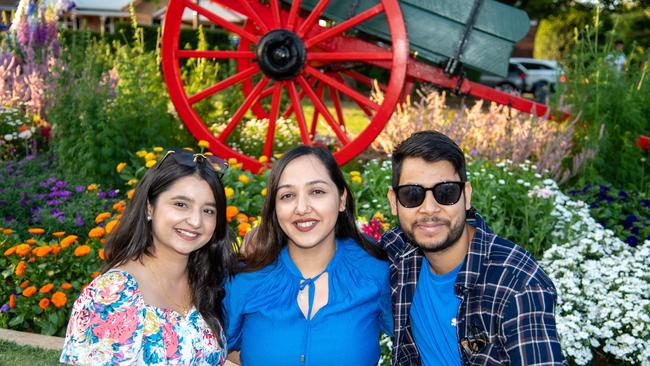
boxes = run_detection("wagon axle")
[257,29,306,81]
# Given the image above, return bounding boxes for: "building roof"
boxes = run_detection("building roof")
[150,2,245,24]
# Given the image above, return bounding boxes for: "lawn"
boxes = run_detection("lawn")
[0,339,61,365]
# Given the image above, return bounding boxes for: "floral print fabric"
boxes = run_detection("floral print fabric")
[60,270,226,365]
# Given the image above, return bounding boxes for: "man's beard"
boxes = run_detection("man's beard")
[400,211,466,253]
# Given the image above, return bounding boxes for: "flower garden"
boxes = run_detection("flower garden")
[1,2,649,366]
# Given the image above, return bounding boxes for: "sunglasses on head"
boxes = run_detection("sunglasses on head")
[157,148,228,178]
[394,181,465,208]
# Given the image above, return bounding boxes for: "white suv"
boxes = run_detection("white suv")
[509,58,565,94]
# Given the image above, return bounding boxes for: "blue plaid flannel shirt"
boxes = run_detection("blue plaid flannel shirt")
[380,209,567,365]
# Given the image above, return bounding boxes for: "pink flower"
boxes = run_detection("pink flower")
[162,323,180,358]
[92,307,139,344]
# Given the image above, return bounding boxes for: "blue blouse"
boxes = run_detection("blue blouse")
[224,237,392,366]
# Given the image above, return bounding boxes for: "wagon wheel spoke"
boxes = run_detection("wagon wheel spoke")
[218,76,270,142]
[270,0,282,29]
[287,81,311,144]
[188,65,260,105]
[341,70,388,91]
[286,0,302,31]
[305,4,385,48]
[282,76,316,119]
[329,86,346,129]
[185,0,259,43]
[238,0,270,34]
[263,83,283,158]
[332,73,374,116]
[297,75,350,145]
[307,52,393,61]
[305,66,380,111]
[309,82,326,137]
[177,50,256,59]
[297,0,331,37]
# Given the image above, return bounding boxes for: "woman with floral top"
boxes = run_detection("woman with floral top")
[61,148,235,365]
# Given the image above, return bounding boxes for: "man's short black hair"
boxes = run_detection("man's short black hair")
[391,130,467,188]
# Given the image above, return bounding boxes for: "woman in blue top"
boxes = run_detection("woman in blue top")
[225,145,392,366]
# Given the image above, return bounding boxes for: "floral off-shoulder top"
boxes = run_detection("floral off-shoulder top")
[60,270,226,365]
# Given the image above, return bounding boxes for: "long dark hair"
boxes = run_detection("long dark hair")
[102,153,235,342]
[242,145,385,272]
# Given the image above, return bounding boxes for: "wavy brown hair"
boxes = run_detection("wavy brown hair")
[242,145,385,272]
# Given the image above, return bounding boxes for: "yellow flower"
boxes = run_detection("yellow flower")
[143,309,161,335]
[227,158,238,165]
[350,171,361,177]
[153,147,163,152]
[238,174,250,184]
[116,162,126,173]
[144,152,156,162]
[87,184,97,191]
[127,189,135,200]
[145,160,157,169]
[135,150,147,158]
[198,140,210,149]
[95,212,111,224]
[127,178,138,186]
[258,155,269,163]
[224,187,234,199]
[261,188,267,197]
[351,176,362,185]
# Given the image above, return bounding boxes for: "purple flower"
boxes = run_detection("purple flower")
[19,199,30,205]
[39,181,48,187]
[56,181,67,188]
[50,185,60,192]
[98,191,107,199]
[469,149,480,155]
[108,190,118,198]
[57,215,65,223]
[46,199,60,206]
[59,190,72,199]
[0,304,9,313]
[0,200,6,205]
[50,209,62,217]
[47,192,57,198]
[618,191,628,200]
[625,236,638,247]
[75,213,84,226]
[75,186,85,193]
[641,199,650,208]
[36,193,46,200]
[623,215,638,229]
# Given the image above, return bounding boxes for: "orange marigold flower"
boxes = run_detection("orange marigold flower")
[2,228,13,234]
[87,184,97,191]
[112,200,126,212]
[22,286,37,297]
[40,284,54,293]
[9,294,15,308]
[94,212,111,224]
[20,280,29,288]
[51,244,61,255]
[99,248,105,260]
[28,228,45,235]
[39,298,50,309]
[88,227,105,238]
[33,246,52,257]
[237,222,252,237]
[25,239,37,244]
[3,246,16,256]
[15,261,26,277]
[15,244,31,257]
[235,213,249,224]
[226,206,239,222]
[91,271,100,278]
[51,291,67,308]
[105,220,119,234]
[61,283,73,290]
[74,245,91,257]
[127,189,135,200]
[116,162,127,173]
[60,235,78,248]
[52,231,65,237]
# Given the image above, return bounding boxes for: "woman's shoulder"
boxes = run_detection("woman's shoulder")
[80,269,143,308]
[227,260,286,293]
[337,237,389,275]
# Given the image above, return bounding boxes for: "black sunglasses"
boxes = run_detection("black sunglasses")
[157,148,228,177]
[394,181,465,208]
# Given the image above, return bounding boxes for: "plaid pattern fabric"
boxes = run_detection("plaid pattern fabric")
[380,209,567,365]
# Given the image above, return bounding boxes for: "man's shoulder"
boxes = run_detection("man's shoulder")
[481,234,556,291]
[379,226,412,258]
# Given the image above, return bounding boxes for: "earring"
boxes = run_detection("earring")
[146,215,152,221]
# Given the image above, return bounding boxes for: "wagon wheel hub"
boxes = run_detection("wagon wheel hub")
[256,29,306,81]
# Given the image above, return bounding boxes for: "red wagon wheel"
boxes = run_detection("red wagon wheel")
[162,0,408,172]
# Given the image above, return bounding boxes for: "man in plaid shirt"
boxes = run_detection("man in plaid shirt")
[381,131,566,365]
